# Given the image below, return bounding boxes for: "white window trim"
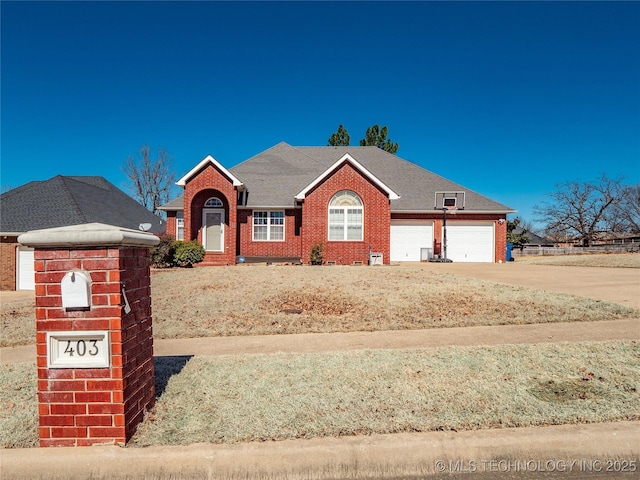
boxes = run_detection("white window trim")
[328,191,364,242]
[252,210,285,242]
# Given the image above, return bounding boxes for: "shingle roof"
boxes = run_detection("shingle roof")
[230,142,514,212]
[162,142,515,213]
[1,176,165,234]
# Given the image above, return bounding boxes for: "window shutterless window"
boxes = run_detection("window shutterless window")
[252,211,285,241]
[176,212,184,241]
[328,191,363,241]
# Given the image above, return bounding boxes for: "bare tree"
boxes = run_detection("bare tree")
[534,174,626,246]
[608,184,640,234]
[122,146,176,215]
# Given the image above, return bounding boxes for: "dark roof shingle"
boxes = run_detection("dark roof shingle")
[1,176,165,234]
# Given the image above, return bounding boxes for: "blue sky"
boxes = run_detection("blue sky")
[2,1,639,230]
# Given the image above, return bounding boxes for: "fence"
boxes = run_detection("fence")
[513,243,640,256]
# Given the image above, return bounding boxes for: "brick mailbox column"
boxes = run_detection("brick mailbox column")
[18,223,159,447]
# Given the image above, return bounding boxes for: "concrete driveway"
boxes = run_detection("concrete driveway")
[422,262,640,309]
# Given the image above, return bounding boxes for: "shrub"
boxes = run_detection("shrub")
[150,235,176,268]
[310,241,324,265]
[174,240,206,267]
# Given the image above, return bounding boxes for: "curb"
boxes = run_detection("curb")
[2,422,639,479]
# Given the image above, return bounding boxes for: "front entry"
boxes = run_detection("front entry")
[203,209,224,252]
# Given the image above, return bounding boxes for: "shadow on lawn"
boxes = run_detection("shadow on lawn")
[153,355,193,398]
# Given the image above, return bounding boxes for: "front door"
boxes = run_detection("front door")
[203,209,224,252]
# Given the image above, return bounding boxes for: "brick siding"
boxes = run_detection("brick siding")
[301,162,391,265]
[183,164,237,265]
[237,208,302,258]
[0,238,18,290]
[35,246,154,447]
[167,162,508,265]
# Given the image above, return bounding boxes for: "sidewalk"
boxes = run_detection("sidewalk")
[2,318,638,364]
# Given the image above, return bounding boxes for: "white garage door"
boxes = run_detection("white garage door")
[17,247,35,290]
[445,222,494,263]
[390,221,434,262]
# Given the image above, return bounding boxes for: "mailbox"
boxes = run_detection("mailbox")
[61,271,91,309]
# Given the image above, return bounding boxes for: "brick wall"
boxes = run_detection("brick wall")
[0,238,18,290]
[35,246,154,446]
[164,212,177,239]
[183,164,237,265]
[301,163,391,265]
[237,209,302,258]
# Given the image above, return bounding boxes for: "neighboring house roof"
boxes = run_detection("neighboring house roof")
[161,142,515,213]
[0,176,165,235]
[513,228,554,246]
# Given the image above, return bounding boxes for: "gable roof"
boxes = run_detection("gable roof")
[176,154,243,187]
[227,142,514,212]
[294,153,400,201]
[0,176,165,235]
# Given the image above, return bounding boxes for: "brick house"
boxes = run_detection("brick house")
[1,176,164,290]
[159,142,515,266]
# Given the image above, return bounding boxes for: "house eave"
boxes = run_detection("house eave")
[391,209,517,215]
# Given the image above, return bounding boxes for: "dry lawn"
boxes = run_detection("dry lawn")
[516,253,640,268]
[2,264,638,347]
[2,340,638,449]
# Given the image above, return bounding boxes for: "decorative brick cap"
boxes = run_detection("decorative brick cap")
[18,222,160,248]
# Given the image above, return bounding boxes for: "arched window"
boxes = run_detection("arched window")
[204,197,223,208]
[328,191,363,241]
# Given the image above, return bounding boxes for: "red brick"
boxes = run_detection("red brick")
[88,403,125,415]
[92,283,121,294]
[89,426,126,438]
[76,415,114,426]
[39,415,75,426]
[72,319,110,330]
[35,296,62,308]
[40,438,77,447]
[39,369,73,380]
[35,250,69,260]
[89,271,107,282]
[38,392,74,403]
[36,319,73,331]
[51,427,88,438]
[75,369,112,379]
[86,379,123,391]
[38,404,50,415]
[70,249,108,258]
[48,380,86,391]
[39,427,51,439]
[82,258,120,270]
[45,259,82,271]
[75,391,111,403]
[50,404,87,415]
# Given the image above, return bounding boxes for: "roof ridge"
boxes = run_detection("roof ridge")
[58,177,90,222]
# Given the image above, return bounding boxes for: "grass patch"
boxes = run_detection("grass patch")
[128,340,638,446]
[2,265,638,347]
[2,341,638,449]
[516,253,640,268]
[0,362,38,448]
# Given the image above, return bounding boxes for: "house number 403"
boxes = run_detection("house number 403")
[63,339,99,357]
[47,331,110,369]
